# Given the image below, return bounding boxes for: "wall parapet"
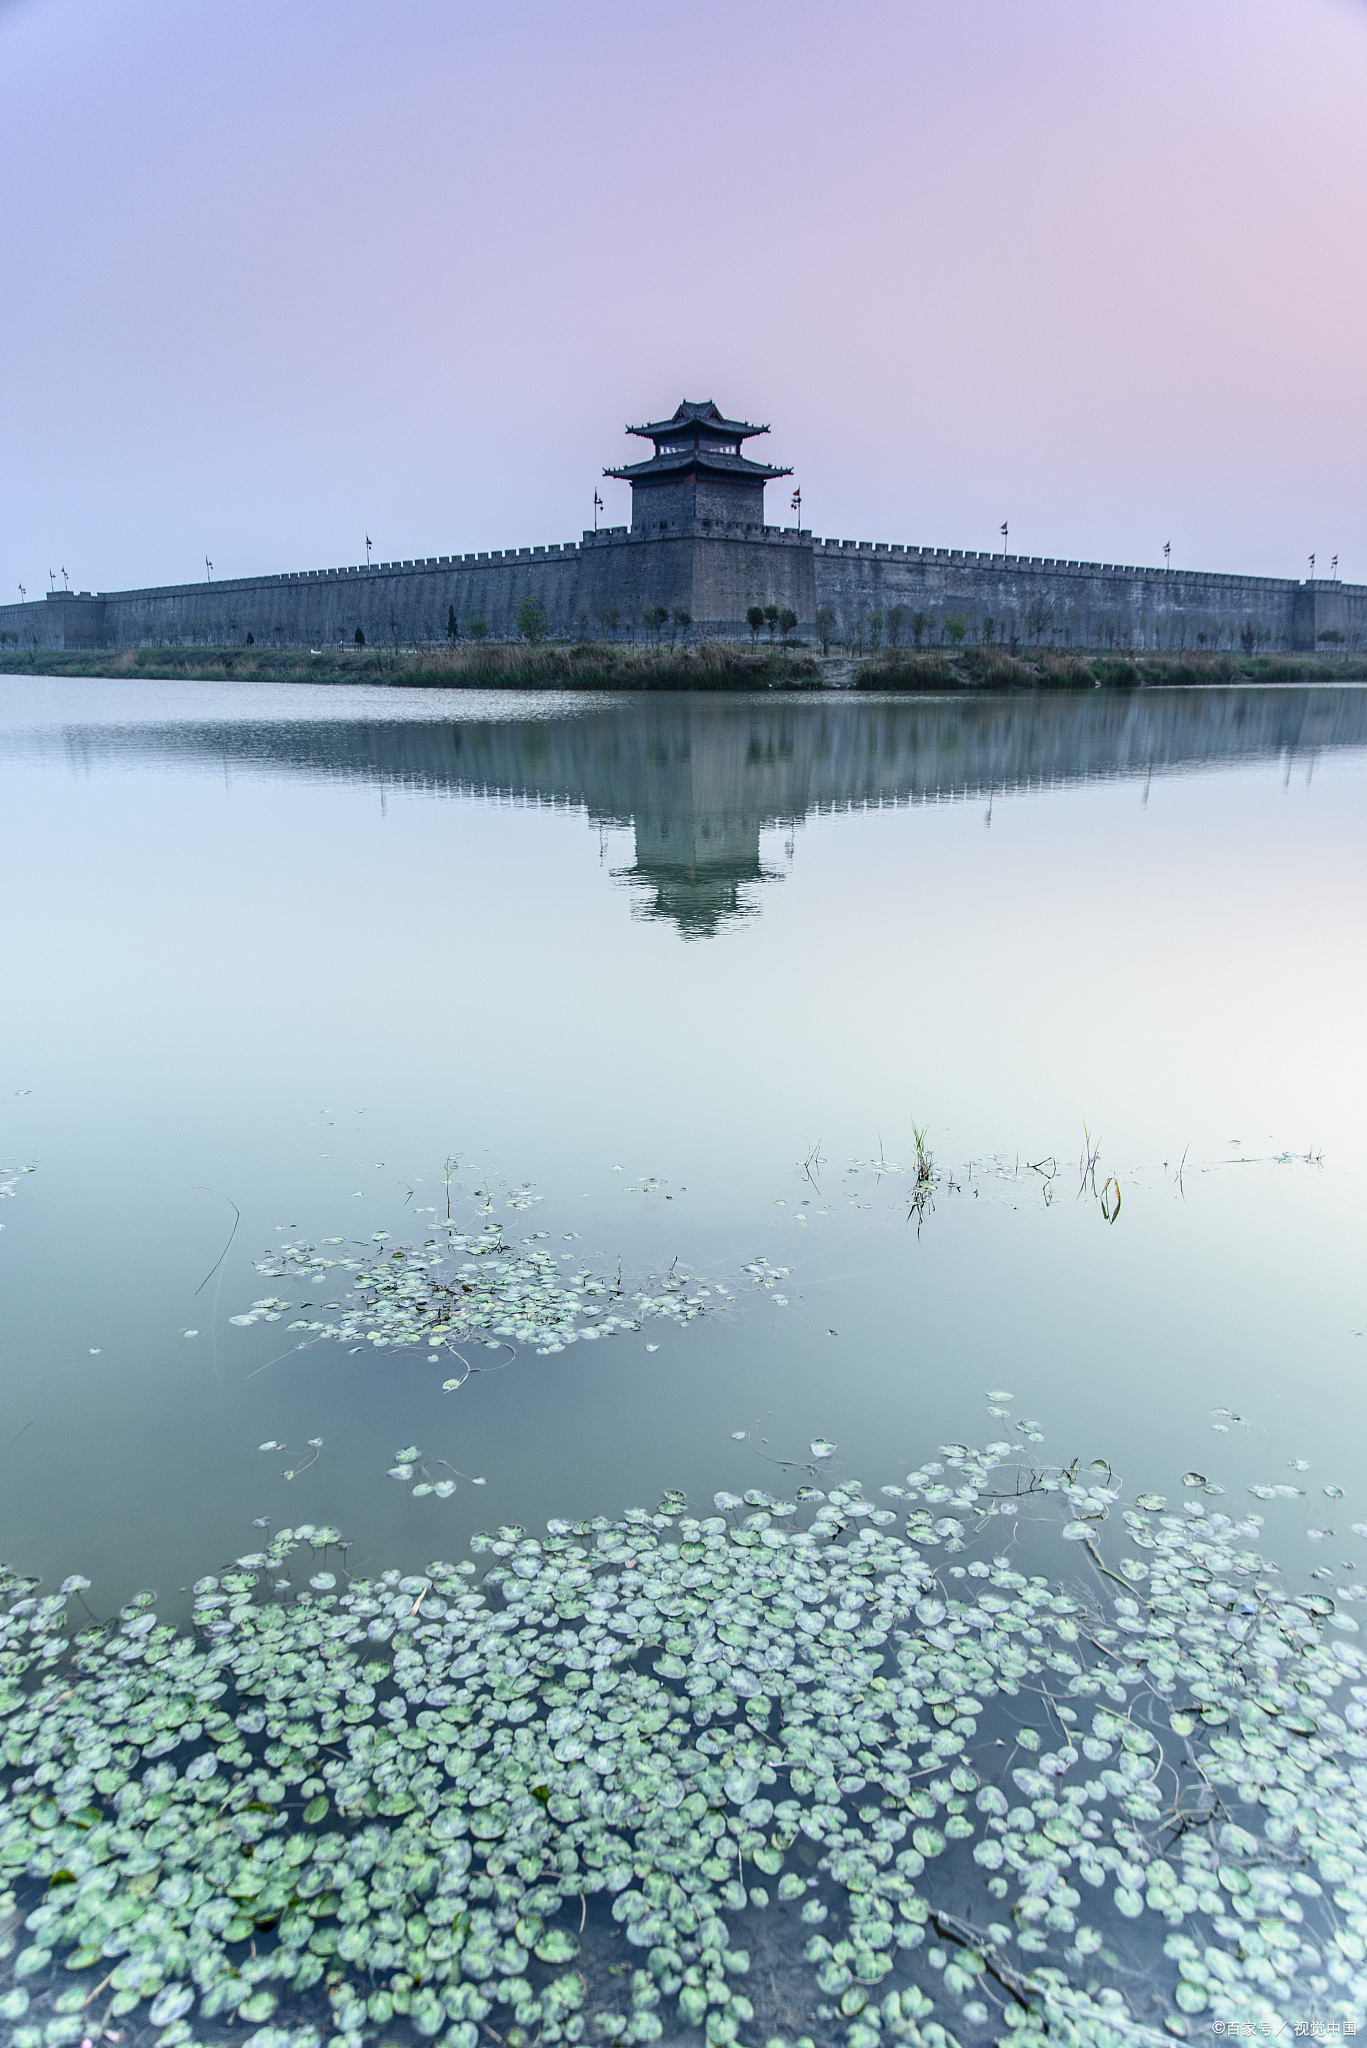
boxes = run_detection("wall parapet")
[1,522,1363,656]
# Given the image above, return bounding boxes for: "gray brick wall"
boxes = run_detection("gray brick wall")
[1,532,1363,655]
[805,542,1344,654]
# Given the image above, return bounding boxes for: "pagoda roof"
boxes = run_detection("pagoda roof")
[626,398,770,442]
[604,447,792,485]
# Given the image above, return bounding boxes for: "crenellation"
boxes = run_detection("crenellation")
[1,393,1360,655]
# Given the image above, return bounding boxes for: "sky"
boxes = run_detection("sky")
[2,0,1365,596]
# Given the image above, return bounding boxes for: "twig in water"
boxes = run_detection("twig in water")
[193,1190,241,1295]
[1083,1535,1137,1594]
[443,1348,474,1389]
[741,1420,822,1478]
[930,1911,1034,2003]
[282,1439,323,1480]
[0,1416,37,1459]
[245,1340,315,1380]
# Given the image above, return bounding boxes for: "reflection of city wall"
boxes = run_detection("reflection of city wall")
[52,687,1367,936]
[68,685,1367,813]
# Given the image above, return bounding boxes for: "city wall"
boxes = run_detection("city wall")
[2,525,1364,655]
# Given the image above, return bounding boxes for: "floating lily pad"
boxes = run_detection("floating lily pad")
[0,1430,1356,2046]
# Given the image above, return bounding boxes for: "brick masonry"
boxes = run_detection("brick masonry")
[3,520,1364,657]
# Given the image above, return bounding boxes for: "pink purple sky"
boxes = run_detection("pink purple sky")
[2,0,1365,596]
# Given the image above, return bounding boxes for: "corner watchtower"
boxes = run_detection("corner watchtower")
[604,399,792,535]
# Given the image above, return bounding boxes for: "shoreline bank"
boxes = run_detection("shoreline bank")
[1,642,1363,692]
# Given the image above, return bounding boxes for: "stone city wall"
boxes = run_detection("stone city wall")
[1,528,1364,654]
[808,540,1367,655]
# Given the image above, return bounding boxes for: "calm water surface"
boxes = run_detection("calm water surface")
[3,680,1366,1609]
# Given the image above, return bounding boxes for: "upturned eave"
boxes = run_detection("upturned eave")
[604,451,792,484]
[625,399,769,442]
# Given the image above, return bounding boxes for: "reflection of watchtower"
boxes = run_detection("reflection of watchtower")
[604,399,792,536]
[620,803,773,939]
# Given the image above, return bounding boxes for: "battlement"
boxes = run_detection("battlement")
[5,390,1361,659]
[579,520,813,547]
[807,538,1298,592]
[3,474,1362,659]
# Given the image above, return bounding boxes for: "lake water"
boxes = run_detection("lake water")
[3,680,1366,1600]
[3,678,1366,2046]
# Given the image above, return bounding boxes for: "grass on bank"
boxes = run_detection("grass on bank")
[0,640,823,690]
[855,646,1367,690]
[1,640,1364,690]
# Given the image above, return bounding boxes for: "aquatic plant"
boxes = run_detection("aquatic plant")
[0,1160,35,1221]
[1,1424,1364,2048]
[245,1216,713,1372]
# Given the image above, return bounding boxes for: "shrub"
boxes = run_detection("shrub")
[1034,652,1096,688]
[515,595,550,643]
[856,652,961,690]
[959,648,1035,688]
